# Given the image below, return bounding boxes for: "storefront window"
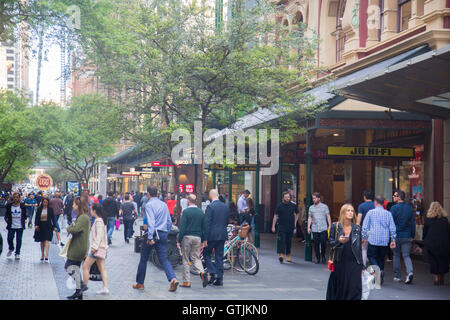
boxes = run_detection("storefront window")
[399,145,424,216]
[282,165,297,202]
[215,169,255,204]
[375,160,397,200]
[374,145,423,207]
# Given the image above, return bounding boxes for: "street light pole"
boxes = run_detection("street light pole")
[276,156,282,253]
[228,167,232,203]
[255,163,260,248]
[305,130,312,262]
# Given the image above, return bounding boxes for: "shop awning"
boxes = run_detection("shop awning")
[334,44,450,118]
[205,46,432,141]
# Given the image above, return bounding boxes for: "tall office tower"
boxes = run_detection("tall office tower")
[0,25,29,94]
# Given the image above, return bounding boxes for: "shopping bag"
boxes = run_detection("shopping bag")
[66,276,76,290]
[59,238,72,258]
[115,219,120,229]
[51,231,58,245]
[361,269,375,300]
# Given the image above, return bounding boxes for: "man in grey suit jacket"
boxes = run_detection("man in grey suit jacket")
[204,189,230,286]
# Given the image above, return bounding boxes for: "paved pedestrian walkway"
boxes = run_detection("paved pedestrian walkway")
[0,224,59,300]
[1,219,449,300]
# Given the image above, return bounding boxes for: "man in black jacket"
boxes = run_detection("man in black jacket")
[64,193,74,225]
[204,189,229,286]
[103,191,120,245]
[4,192,27,260]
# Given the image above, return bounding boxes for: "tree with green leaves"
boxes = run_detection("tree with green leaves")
[0,91,42,185]
[69,0,321,215]
[36,94,122,184]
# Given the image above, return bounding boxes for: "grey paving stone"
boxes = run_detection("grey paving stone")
[1,219,449,300]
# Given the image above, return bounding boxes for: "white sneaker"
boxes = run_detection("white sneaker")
[393,277,401,282]
[96,288,110,295]
[15,254,20,260]
[7,250,13,257]
[405,273,413,284]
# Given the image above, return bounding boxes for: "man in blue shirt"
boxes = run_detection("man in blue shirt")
[133,186,179,292]
[24,193,37,229]
[237,190,250,215]
[362,195,397,285]
[357,190,375,266]
[390,190,415,284]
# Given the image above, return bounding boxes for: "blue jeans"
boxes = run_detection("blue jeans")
[7,228,24,255]
[124,220,134,240]
[204,240,225,281]
[393,238,414,278]
[367,243,388,271]
[26,209,34,226]
[107,217,116,241]
[53,215,61,232]
[136,230,176,284]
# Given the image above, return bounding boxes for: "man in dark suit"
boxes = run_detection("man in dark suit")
[203,189,229,286]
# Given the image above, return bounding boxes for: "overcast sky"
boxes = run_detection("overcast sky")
[29,42,64,104]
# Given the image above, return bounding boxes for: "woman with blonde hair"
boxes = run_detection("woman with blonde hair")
[82,203,109,295]
[326,204,364,300]
[423,202,450,285]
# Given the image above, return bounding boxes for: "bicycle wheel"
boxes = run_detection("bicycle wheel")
[227,246,244,272]
[243,242,259,260]
[237,244,259,275]
[167,244,181,268]
[223,258,231,270]
[150,248,162,268]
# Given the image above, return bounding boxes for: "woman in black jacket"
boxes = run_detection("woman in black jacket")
[326,204,364,300]
[423,201,450,285]
[34,198,57,262]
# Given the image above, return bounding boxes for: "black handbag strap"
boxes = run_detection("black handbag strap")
[331,222,339,262]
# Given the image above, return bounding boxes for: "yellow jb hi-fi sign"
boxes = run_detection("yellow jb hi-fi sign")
[327,146,414,158]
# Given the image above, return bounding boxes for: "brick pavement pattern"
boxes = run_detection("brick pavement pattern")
[1,219,449,300]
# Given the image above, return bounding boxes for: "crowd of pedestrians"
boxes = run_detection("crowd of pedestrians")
[1,184,449,301]
[267,186,449,300]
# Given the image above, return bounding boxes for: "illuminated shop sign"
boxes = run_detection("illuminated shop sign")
[327,146,414,158]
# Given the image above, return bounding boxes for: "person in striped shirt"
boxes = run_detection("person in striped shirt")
[362,195,397,285]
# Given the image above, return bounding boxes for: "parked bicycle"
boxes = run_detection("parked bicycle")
[190,224,259,275]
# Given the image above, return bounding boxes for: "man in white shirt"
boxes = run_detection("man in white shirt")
[237,190,251,215]
[5,192,27,260]
[180,193,188,213]
[307,192,331,264]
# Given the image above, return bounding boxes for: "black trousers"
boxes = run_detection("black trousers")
[278,231,293,255]
[313,231,328,260]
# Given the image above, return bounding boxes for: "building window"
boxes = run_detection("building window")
[398,0,411,32]
[8,84,13,89]
[8,70,14,75]
[7,78,14,82]
[6,56,14,61]
[6,49,14,54]
[335,0,346,63]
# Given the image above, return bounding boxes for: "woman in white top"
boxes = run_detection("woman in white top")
[82,203,109,294]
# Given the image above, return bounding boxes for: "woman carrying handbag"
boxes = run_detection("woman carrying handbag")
[326,204,364,300]
[34,198,58,262]
[82,203,109,295]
